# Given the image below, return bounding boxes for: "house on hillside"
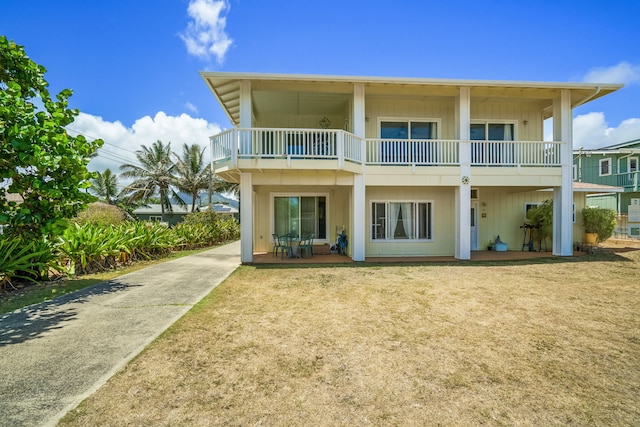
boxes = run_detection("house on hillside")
[201,72,622,262]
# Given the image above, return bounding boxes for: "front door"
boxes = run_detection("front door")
[470,202,479,250]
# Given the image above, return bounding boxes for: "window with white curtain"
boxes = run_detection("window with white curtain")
[371,201,433,240]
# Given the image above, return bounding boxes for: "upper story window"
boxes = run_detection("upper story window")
[378,119,439,164]
[629,157,638,173]
[599,158,612,176]
[470,122,515,141]
[380,120,437,140]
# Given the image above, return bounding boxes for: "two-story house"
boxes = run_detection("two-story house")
[574,138,640,238]
[201,72,622,262]
[574,138,640,213]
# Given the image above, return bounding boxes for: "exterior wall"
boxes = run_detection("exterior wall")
[364,98,544,140]
[476,188,585,251]
[251,184,351,253]
[134,213,186,226]
[365,186,455,256]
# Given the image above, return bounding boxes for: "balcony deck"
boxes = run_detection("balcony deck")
[211,128,564,173]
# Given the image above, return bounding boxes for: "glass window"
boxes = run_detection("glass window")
[471,123,514,141]
[274,196,326,239]
[629,157,638,173]
[599,158,612,176]
[371,201,432,240]
[381,121,436,140]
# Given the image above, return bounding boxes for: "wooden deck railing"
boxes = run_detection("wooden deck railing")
[210,128,563,168]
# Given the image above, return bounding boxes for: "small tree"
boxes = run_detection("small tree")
[526,199,553,247]
[582,206,616,243]
[90,169,119,205]
[0,36,103,238]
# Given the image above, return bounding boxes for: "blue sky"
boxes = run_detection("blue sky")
[2,0,640,172]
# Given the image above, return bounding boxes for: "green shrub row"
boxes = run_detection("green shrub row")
[1,214,240,287]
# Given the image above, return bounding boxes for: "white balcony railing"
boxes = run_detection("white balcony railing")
[210,128,564,168]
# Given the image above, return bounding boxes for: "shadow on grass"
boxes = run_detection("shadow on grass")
[0,279,141,345]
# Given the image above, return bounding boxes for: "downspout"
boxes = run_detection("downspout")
[574,86,601,108]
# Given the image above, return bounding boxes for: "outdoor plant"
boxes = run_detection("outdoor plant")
[0,236,49,289]
[526,199,553,247]
[582,206,616,243]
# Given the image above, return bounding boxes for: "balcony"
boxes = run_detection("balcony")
[210,128,563,171]
[616,171,640,191]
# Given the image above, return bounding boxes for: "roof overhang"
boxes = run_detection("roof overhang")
[200,72,623,126]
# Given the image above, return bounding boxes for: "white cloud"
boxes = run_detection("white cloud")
[573,112,640,149]
[180,0,233,64]
[68,112,221,174]
[581,62,640,85]
[185,102,199,114]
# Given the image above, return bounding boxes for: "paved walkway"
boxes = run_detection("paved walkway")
[0,241,241,427]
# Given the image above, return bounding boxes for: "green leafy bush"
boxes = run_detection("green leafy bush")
[582,207,616,243]
[0,236,51,288]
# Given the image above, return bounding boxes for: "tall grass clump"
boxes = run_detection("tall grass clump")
[174,212,240,249]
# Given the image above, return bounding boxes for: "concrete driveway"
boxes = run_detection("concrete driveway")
[0,241,241,427]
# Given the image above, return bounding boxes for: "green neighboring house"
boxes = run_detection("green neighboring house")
[573,138,640,214]
[132,203,239,226]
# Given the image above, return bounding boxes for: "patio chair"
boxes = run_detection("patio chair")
[298,233,314,258]
[272,234,289,258]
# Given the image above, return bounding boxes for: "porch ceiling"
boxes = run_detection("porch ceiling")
[201,72,623,126]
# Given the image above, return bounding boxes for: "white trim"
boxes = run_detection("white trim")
[599,158,612,176]
[524,202,540,222]
[628,157,638,173]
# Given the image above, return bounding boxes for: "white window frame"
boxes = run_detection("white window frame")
[470,120,518,141]
[573,164,578,181]
[524,202,539,222]
[149,215,162,222]
[599,158,612,176]
[628,157,638,173]
[370,200,434,242]
[377,117,441,139]
[270,192,329,242]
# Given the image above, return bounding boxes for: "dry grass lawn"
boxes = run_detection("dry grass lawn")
[60,250,640,426]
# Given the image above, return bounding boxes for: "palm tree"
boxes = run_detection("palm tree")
[119,140,185,222]
[90,168,119,204]
[172,143,211,213]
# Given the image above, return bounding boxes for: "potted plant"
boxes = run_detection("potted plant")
[582,206,616,243]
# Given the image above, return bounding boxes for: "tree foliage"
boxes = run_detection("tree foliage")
[0,36,103,238]
[90,168,119,204]
[172,143,211,212]
[119,140,185,221]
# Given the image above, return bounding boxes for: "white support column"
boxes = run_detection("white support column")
[239,80,252,155]
[239,172,253,263]
[552,89,574,256]
[455,87,471,260]
[352,83,366,261]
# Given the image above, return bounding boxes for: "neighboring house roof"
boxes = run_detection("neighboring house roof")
[205,203,239,215]
[200,71,622,126]
[572,182,624,193]
[573,138,640,154]
[5,193,23,203]
[132,204,198,215]
[538,182,623,194]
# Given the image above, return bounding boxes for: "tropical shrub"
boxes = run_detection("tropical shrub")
[0,236,50,288]
[582,207,616,243]
[73,202,128,226]
[526,199,553,246]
